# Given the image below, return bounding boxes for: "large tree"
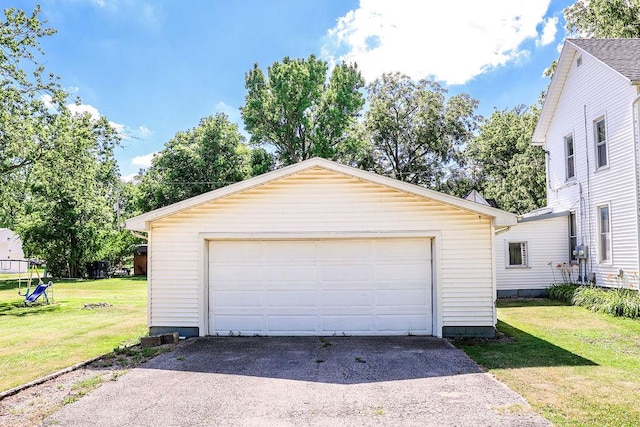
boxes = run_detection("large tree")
[241,55,365,165]
[364,72,479,187]
[1,6,132,276]
[18,112,122,277]
[0,6,70,226]
[565,0,640,37]
[135,113,263,212]
[466,105,546,214]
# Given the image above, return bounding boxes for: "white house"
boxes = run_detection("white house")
[0,228,27,274]
[126,157,517,338]
[497,38,640,295]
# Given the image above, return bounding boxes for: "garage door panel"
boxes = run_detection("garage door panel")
[377,314,429,333]
[318,240,372,260]
[214,315,263,333]
[265,241,316,261]
[212,265,263,282]
[377,289,428,305]
[375,263,429,281]
[265,265,316,281]
[266,291,316,307]
[209,238,432,336]
[213,291,262,308]
[210,241,264,262]
[321,315,372,332]
[321,290,371,307]
[320,264,371,281]
[268,316,316,333]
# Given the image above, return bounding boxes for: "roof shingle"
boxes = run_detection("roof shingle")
[569,38,640,82]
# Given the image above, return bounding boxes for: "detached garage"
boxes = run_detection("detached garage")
[126,158,516,338]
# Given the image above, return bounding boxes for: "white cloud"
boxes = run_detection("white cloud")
[67,103,101,120]
[109,121,126,135]
[537,17,558,46]
[324,0,553,85]
[131,152,157,168]
[66,102,126,136]
[214,101,241,121]
[41,94,54,109]
[138,125,152,137]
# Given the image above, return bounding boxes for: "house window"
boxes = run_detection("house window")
[507,242,528,267]
[565,134,575,180]
[595,118,607,168]
[597,205,611,263]
[569,212,577,262]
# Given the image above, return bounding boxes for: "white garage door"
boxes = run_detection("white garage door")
[208,238,432,336]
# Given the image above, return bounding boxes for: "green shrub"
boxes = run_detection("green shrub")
[547,283,579,303]
[548,284,640,319]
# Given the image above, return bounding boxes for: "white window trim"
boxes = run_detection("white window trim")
[596,203,612,265]
[594,116,609,171]
[506,241,529,269]
[565,133,575,181]
[569,211,578,263]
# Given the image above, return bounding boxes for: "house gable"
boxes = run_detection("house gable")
[533,38,640,145]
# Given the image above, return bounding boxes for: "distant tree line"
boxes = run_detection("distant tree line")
[1,2,635,276]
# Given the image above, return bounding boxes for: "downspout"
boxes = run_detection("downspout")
[583,105,594,277]
[632,93,640,282]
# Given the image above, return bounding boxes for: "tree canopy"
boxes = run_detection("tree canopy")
[363,72,479,188]
[565,0,640,37]
[466,105,546,214]
[241,55,365,165]
[0,6,135,276]
[134,113,270,212]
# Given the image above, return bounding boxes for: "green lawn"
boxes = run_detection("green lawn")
[455,299,640,427]
[0,277,147,392]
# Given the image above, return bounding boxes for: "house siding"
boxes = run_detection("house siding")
[496,216,569,293]
[544,50,640,286]
[148,167,495,333]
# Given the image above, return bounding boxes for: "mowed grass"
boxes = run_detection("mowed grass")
[456,299,640,426]
[0,277,147,392]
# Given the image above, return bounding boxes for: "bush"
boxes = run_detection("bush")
[548,284,640,319]
[547,283,579,303]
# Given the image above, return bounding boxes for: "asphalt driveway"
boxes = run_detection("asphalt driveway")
[46,336,550,426]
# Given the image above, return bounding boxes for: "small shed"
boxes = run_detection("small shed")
[126,158,517,338]
[0,228,27,274]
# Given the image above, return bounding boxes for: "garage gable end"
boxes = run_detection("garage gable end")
[126,158,516,231]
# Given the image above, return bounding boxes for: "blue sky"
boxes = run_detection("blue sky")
[15,0,575,179]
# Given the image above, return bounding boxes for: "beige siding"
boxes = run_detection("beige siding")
[149,167,494,331]
[545,50,640,286]
[496,216,570,290]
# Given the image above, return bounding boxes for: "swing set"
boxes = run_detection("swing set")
[16,261,54,306]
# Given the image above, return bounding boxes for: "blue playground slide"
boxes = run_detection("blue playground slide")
[24,282,51,305]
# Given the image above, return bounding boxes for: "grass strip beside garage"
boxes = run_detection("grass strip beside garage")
[0,277,147,392]
[455,299,640,427]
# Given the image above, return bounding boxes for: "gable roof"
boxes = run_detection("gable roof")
[125,157,517,231]
[532,38,640,145]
